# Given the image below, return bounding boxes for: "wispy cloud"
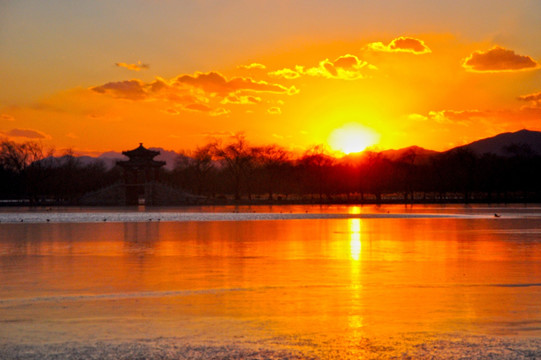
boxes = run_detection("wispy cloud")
[517,91,541,106]
[210,107,231,117]
[1,128,50,139]
[237,63,266,70]
[463,47,539,72]
[410,107,541,126]
[267,107,281,115]
[366,36,431,54]
[268,68,301,79]
[1,114,15,121]
[115,61,150,71]
[221,94,262,105]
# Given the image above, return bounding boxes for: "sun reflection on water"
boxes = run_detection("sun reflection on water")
[349,218,362,261]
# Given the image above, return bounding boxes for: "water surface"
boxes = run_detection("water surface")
[1,205,541,358]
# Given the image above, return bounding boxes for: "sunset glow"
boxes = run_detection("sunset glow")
[328,123,380,154]
[0,1,539,154]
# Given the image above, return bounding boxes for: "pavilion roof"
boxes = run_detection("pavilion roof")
[122,143,160,159]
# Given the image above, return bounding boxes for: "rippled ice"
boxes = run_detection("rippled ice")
[2,334,541,359]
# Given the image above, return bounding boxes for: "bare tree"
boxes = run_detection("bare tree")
[300,145,334,202]
[175,143,217,195]
[0,140,48,173]
[213,133,255,201]
[254,144,290,200]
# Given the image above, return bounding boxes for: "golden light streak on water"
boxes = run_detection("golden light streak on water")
[349,218,362,261]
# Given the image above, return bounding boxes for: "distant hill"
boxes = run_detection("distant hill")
[97,147,179,170]
[38,147,179,170]
[452,129,541,156]
[380,146,439,164]
[35,130,541,170]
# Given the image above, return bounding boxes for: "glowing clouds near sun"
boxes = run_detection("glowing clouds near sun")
[269,55,375,81]
[328,123,380,154]
[366,36,431,54]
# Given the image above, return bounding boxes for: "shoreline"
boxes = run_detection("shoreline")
[1,197,541,208]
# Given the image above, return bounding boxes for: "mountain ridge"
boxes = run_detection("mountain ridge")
[41,129,541,169]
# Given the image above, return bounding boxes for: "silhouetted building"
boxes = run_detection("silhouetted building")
[117,143,165,205]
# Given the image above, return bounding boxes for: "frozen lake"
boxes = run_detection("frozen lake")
[1,204,541,359]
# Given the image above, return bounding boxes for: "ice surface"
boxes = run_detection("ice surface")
[2,333,541,359]
[0,211,486,224]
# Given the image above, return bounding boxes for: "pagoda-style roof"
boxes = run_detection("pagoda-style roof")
[122,143,160,160]
[117,143,166,168]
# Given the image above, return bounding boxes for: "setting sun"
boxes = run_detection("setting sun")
[328,123,380,154]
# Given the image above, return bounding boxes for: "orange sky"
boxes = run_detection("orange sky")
[0,1,540,155]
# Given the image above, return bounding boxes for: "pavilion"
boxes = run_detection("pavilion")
[117,143,166,205]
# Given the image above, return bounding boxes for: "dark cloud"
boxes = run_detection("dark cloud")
[463,47,539,72]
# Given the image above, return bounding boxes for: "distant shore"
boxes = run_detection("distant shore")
[1,195,540,208]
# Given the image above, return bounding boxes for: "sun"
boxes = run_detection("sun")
[328,123,380,154]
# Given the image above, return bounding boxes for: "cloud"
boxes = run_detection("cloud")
[91,77,208,105]
[92,72,297,103]
[267,107,281,115]
[185,103,212,112]
[463,46,540,72]
[1,114,15,121]
[175,71,296,96]
[237,63,266,70]
[115,61,150,71]
[181,103,230,116]
[221,94,261,105]
[2,128,50,139]
[91,80,148,100]
[518,91,541,106]
[297,54,373,80]
[200,131,235,137]
[427,110,486,124]
[411,107,541,126]
[164,108,181,115]
[268,68,301,79]
[210,108,231,117]
[366,36,431,54]
[66,132,79,139]
[91,71,297,118]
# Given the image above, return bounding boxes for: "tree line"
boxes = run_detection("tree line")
[1,135,541,205]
